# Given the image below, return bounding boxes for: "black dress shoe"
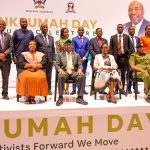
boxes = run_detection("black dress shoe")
[128,90,132,94]
[145,95,150,103]
[76,97,88,105]
[3,95,9,100]
[84,90,88,95]
[48,91,53,95]
[111,101,117,104]
[56,97,63,106]
[134,91,140,94]
[121,90,127,96]
[114,90,118,95]
[70,91,76,95]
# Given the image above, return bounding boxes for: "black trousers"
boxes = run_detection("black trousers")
[0,62,11,96]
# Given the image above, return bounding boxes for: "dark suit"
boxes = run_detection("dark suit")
[0,33,13,96]
[90,36,108,68]
[127,36,140,92]
[55,51,85,97]
[35,34,55,91]
[109,33,131,89]
[124,19,150,37]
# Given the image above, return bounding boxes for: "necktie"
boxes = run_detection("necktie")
[80,37,83,43]
[98,38,102,47]
[0,32,4,51]
[67,53,72,74]
[131,37,135,49]
[118,34,122,55]
[44,35,48,46]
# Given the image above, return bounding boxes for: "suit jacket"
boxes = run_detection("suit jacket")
[109,33,131,61]
[55,51,82,72]
[72,36,90,61]
[130,36,140,53]
[34,34,55,63]
[123,19,150,37]
[0,32,13,64]
[94,54,117,70]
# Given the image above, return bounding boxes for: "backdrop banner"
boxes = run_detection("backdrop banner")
[0,106,150,150]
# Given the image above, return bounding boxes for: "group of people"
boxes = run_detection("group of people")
[0,2,150,105]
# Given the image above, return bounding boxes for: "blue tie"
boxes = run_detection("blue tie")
[131,37,135,49]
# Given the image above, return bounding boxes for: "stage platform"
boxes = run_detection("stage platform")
[0,86,150,150]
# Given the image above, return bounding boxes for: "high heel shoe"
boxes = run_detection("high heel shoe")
[30,97,36,104]
[106,93,111,103]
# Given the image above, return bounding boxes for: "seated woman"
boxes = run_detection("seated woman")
[94,43,122,104]
[16,40,48,104]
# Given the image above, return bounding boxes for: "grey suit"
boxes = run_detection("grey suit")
[90,37,108,68]
[0,33,13,96]
[55,51,85,97]
[35,34,55,91]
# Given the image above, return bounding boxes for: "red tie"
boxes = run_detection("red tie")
[97,38,102,47]
[80,37,83,43]
[118,34,122,55]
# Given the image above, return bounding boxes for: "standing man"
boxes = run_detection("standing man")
[127,26,140,94]
[90,28,108,68]
[0,19,13,100]
[35,23,55,95]
[123,1,150,37]
[109,24,131,95]
[12,18,34,63]
[70,27,90,95]
[55,40,88,106]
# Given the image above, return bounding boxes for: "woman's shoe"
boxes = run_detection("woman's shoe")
[106,93,111,103]
[30,97,36,104]
[25,97,30,104]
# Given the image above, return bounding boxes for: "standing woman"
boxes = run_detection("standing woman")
[140,25,150,53]
[16,40,48,104]
[55,28,70,94]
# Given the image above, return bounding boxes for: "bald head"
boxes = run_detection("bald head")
[128,1,144,25]
[0,18,6,33]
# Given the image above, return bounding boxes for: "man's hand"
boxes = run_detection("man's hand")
[58,69,66,75]
[77,69,84,76]
[13,56,17,64]
[0,53,6,61]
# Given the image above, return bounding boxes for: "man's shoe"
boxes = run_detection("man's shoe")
[70,91,76,95]
[145,95,150,103]
[114,90,118,95]
[56,97,63,106]
[121,90,127,96]
[84,90,88,95]
[76,97,88,105]
[99,91,107,94]
[48,90,53,95]
[128,90,132,94]
[2,95,9,100]
[134,90,140,94]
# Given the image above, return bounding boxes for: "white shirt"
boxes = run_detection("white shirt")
[42,34,49,45]
[132,19,143,36]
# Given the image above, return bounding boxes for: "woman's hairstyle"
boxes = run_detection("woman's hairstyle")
[60,28,69,38]
[28,40,37,46]
[101,43,109,49]
[145,25,150,31]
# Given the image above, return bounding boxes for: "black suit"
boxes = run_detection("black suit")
[127,36,140,92]
[109,33,131,89]
[35,34,55,92]
[124,19,150,37]
[0,33,13,96]
[90,36,108,68]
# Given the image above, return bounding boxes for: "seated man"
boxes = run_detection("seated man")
[55,39,88,106]
[129,43,150,103]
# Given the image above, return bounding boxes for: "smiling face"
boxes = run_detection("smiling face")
[0,19,6,33]
[128,1,144,25]
[40,23,48,35]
